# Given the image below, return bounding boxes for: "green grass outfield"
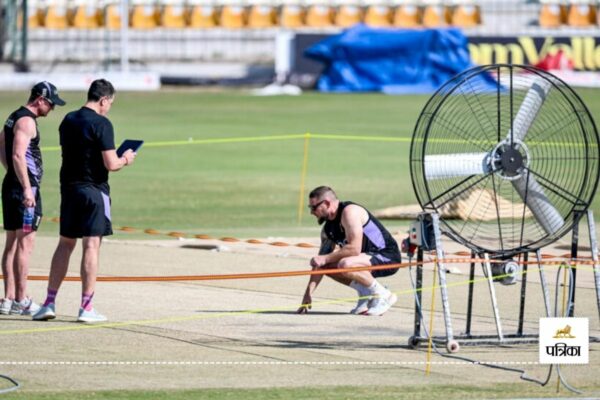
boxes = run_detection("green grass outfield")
[2,384,597,400]
[0,88,599,239]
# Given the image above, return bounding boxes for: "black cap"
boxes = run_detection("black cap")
[31,81,66,106]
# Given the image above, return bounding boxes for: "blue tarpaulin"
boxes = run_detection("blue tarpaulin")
[305,25,479,94]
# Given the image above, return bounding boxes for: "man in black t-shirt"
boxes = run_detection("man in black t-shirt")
[297,186,401,316]
[0,81,65,316]
[33,79,136,323]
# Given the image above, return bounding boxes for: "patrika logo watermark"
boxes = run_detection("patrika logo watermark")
[539,318,588,364]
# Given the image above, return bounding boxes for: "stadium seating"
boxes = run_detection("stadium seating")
[538,0,567,27]
[130,0,160,29]
[566,0,596,27]
[188,0,219,27]
[247,0,278,28]
[22,0,45,28]
[392,0,422,28]
[161,0,188,28]
[104,0,124,29]
[44,0,70,29]
[25,0,599,32]
[280,0,305,27]
[450,0,481,27]
[421,0,451,27]
[304,0,335,27]
[363,1,393,27]
[219,0,248,28]
[71,0,103,29]
[334,0,363,27]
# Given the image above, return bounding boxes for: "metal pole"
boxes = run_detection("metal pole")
[517,251,528,336]
[586,210,600,321]
[569,211,581,317]
[465,251,475,337]
[430,213,455,346]
[413,246,424,339]
[20,0,27,68]
[120,0,130,73]
[537,249,552,317]
[482,253,504,341]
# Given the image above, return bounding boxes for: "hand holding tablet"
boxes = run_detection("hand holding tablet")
[116,139,144,157]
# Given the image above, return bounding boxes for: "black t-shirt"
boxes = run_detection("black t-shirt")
[59,107,115,191]
[2,106,43,187]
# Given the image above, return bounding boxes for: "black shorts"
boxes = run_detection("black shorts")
[60,184,113,238]
[368,251,401,278]
[2,181,42,231]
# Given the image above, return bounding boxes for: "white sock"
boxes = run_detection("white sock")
[368,280,389,296]
[350,280,370,296]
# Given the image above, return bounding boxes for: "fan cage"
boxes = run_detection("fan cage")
[410,64,600,255]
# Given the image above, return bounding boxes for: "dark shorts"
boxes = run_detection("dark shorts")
[60,184,112,238]
[368,251,402,278]
[2,182,42,231]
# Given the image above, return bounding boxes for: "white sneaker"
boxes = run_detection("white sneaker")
[365,292,397,316]
[0,298,13,315]
[32,303,56,321]
[9,298,41,316]
[77,308,107,323]
[350,296,371,315]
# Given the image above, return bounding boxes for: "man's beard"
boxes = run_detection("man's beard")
[318,217,326,225]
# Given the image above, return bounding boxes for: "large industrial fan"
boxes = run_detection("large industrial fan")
[408,64,600,351]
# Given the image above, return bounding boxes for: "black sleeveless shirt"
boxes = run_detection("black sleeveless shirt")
[3,106,43,187]
[322,201,400,256]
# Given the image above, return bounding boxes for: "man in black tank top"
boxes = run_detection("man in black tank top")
[298,186,401,316]
[0,81,65,316]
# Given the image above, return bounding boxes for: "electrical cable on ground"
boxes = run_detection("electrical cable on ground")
[550,263,582,394]
[0,373,20,394]
[407,255,557,390]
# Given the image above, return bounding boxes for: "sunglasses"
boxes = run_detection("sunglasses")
[308,200,326,212]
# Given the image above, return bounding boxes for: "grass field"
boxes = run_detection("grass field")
[1,88,599,399]
[1,87,598,238]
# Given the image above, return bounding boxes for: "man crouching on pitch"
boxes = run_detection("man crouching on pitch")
[297,186,401,316]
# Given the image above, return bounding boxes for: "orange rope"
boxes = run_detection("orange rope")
[19,262,409,282]
[6,256,593,283]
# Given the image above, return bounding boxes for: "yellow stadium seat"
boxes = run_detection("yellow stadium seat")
[539,0,567,27]
[219,1,247,29]
[280,2,305,28]
[422,0,451,27]
[364,3,393,27]
[334,2,363,27]
[16,0,44,29]
[392,1,422,28]
[23,0,45,28]
[450,0,481,27]
[161,0,187,28]
[72,0,102,29]
[45,0,69,29]
[188,0,219,28]
[131,0,159,29]
[248,0,278,28]
[305,2,334,27]
[104,1,122,29]
[567,0,596,26]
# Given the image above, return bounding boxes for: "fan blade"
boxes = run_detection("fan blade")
[425,153,490,180]
[512,172,564,235]
[507,78,552,143]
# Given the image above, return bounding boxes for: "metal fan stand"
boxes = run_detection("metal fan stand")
[408,210,600,353]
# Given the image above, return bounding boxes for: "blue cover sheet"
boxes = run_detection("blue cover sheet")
[305,25,479,94]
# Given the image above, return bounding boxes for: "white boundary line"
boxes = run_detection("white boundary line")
[0,361,542,366]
